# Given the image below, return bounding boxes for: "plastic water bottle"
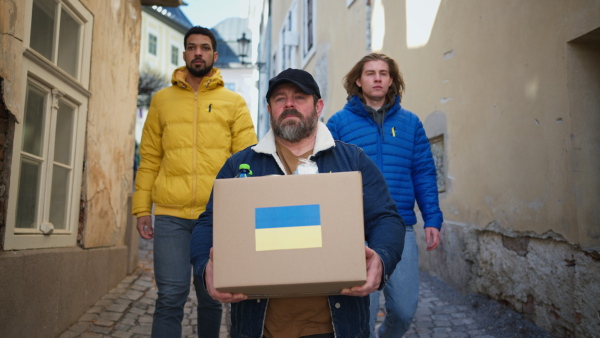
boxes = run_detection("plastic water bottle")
[236,163,251,178]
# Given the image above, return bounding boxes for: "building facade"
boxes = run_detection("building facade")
[136,8,258,143]
[256,1,600,336]
[136,5,192,144]
[212,17,257,128]
[0,0,184,336]
[140,5,191,78]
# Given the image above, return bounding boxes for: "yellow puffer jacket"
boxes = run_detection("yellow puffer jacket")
[132,67,257,219]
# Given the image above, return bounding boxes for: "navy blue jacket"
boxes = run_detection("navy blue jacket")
[190,123,405,338]
[327,96,443,229]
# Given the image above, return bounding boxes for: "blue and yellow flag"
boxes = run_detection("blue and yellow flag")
[255,204,323,251]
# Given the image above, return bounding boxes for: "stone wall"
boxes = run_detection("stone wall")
[418,221,600,337]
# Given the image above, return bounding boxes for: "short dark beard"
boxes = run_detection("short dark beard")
[271,108,319,142]
[187,64,213,78]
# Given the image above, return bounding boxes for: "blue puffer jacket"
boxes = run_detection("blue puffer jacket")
[190,123,405,338]
[327,95,443,229]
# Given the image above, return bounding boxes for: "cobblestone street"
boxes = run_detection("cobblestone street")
[60,239,554,338]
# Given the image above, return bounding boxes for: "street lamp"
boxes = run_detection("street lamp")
[237,33,251,65]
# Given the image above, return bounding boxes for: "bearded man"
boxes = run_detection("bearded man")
[190,68,406,338]
[132,26,257,337]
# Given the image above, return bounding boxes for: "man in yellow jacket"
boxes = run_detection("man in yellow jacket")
[132,26,257,337]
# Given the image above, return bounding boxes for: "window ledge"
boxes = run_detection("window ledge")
[23,49,91,98]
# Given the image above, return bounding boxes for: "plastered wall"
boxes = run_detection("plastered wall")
[78,0,141,248]
[379,1,600,336]
[0,0,25,122]
[382,0,599,247]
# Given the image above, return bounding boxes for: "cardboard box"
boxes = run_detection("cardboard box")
[212,171,366,298]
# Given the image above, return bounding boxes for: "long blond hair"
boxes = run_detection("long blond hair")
[343,52,405,103]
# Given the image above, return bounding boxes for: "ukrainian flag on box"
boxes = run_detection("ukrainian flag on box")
[255,204,322,251]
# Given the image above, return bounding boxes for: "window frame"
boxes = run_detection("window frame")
[4,0,92,250]
[24,0,92,87]
[56,4,84,78]
[148,32,158,56]
[271,50,278,78]
[279,25,286,72]
[301,0,316,67]
[429,135,446,193]
[170,44,179,66]
[275,1,298,73]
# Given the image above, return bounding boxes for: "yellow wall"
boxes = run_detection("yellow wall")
[312,0,368,117]
[0,0,25,121]
[269,1,367,117]
[79,0,142,248]
[379,0,600,248]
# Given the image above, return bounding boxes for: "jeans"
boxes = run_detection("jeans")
[369,226,418,338]
[152,215,223,338]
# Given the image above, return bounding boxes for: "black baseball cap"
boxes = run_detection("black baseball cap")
[265,68,321,101]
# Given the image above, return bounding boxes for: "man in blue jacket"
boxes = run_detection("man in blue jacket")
[327,53,444,338]
[190,68,406,338]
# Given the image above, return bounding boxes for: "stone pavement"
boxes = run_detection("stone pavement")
[60,239,553,338]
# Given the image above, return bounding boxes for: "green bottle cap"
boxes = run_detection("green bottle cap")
[239,163,250,170]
